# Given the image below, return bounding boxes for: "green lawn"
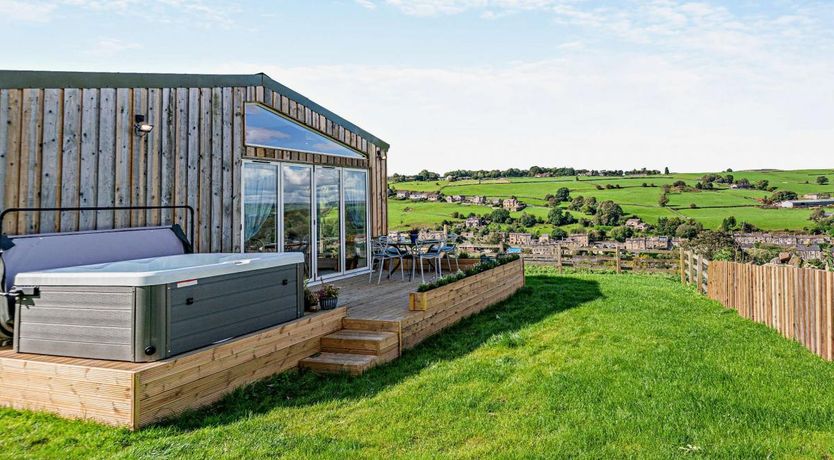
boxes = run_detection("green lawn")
[389,169,834,232]
[6,271,834,458]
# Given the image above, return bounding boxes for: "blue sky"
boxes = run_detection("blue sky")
[2,0,833,174]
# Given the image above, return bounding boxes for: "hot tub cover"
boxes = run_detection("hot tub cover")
[14,252,303,287]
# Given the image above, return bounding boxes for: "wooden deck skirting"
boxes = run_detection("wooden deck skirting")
[0,308,346,429]
[0,258,527,429]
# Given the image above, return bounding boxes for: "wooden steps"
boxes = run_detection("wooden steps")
[321,330,398,354]
[300,327,400,375]
[298,352,377,376]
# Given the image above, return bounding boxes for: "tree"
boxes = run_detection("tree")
[550,228,568,240]
[664,167,670,175]
[547,207,575,226]
[608,225,633,242]
[720,216,737,232]
[688,230,738,260]
[672,180,687,188]
[675,222,703,239]
[754,179,769,190]
[518,212,537,228]
[581,196,598,215]
[568,196,585,211]
[554,187,571,202]
[489,208,511,224]
[595,200,624,226]
[658,193,669,207]
[817,176,830,185]
[770,190,798,202]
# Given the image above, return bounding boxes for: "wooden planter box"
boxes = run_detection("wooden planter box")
[409,258,524,311]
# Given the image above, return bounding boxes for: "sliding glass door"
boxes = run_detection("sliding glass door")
[315,167,342,278]
[283,165,312,278]
[344,169,368,272]
[243,161,369,281]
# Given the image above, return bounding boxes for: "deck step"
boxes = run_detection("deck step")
[321,330,398,355]
[299,352,377,376]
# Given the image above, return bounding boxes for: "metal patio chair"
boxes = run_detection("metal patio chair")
[412,239,443,283]
[441,233,461,273]
[370,236,405,284]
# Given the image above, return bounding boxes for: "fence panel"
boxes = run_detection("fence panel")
[703,259,834,361]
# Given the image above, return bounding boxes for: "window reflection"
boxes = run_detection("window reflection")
[344,170,368,271]
[283,165,312,278]
[243,163,278,253]
[245,103,363,159]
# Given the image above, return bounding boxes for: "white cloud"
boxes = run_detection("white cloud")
[207,52,834,174]
[86,38,142,57]
[0,0,57,22]
[1,0,237,27]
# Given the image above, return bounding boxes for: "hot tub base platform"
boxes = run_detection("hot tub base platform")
[0,308,345,429]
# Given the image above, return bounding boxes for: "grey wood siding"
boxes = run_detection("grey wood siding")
[0,82,389,251]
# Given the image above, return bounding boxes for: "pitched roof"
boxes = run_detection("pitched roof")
[0,70,389,150]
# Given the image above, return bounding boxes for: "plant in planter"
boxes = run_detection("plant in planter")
[304,282,320,312]
[316,284,340,310]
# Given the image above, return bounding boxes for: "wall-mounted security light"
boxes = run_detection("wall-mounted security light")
[376,148,387,160]
[134,114,154,136]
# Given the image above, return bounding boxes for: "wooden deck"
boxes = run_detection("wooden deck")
[0,259,526,429]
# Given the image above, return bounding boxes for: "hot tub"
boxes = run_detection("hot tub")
[12,252,304,362]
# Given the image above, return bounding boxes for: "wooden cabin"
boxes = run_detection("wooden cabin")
[0,70,389,282]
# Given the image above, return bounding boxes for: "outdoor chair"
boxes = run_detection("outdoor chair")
[441,233,461,272]
[412,239,444,283]
[370,236,405,284]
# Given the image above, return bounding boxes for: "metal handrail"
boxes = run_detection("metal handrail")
[0,205,195,246]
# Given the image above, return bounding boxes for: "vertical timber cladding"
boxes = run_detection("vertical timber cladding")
[0,73,390,250]
[0,86,247,251]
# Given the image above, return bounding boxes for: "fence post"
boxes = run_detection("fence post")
[556,244,562,272]
[696,254,704,293]
[679,248,685,284]
[688,251,695,286]
[615,248,621,273]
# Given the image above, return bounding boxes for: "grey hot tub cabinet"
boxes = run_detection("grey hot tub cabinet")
[13,264,304,362]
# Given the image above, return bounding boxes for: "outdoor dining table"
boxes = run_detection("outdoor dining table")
[386,239,443,280]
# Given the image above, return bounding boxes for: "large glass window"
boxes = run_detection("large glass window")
[283,165,312,278]
[245,103,364,159]
[344,170,368,271]
[242,163,278,252]
[316,168,342,277]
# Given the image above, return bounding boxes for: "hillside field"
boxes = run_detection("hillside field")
[388,169,834,232]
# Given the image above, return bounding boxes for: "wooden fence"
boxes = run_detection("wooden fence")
[523,246,679,274]
[706,260,834,360]
[681,253,834,361]
[681,251,709,293]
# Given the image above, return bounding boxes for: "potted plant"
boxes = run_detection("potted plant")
[304,282,320,312]
[409,228,420,244]
[317,284,340,310]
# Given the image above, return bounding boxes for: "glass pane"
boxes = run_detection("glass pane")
[243,163,278,253]
[344,170,368,271]
[245,103,364,159]
[283,164,312,278]
[316,167,341,277]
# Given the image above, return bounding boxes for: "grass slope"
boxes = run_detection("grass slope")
[389,168,834,231]
[5,271,834,458]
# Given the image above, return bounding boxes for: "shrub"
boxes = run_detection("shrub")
[416,254,520,292]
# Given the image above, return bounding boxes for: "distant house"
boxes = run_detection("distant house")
[538,234,550,243]
[624,218,649,231]
[507,232,533,246]
[395,190,410,199]
[426,193,441,202]
[797,244,825,260]
[468,195,487,205]
[730,183,750,189]
[780,199,834,208]
[419,229,446,241]
[625,236,671,251]
[464,216,481,228]
[446,195,464,203]
[803,193,831,200]
[409,192,428,201]
[561,233,590,247]
[490,198,502,207]
[502,198,526,212]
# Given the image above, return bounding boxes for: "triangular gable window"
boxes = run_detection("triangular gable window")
[244,103,364,159]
